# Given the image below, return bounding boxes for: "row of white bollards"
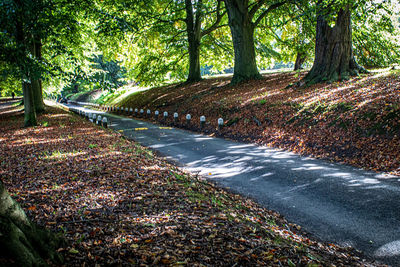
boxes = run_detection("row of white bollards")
[108,106,224,129]
[70,107,109,128]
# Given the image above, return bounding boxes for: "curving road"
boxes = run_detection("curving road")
[69,103,400,266]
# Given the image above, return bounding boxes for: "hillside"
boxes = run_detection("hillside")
[112,70,400,176]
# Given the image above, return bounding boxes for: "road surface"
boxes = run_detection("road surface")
[68,103,400,266]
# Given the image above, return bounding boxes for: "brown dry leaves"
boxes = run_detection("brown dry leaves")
[0,104,374,266]
[120,71,400,176]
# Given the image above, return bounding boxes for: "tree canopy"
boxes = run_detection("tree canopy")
[0,0,399,125]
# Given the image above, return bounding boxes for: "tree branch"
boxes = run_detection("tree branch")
[201,0,227,37]
[253,1,286,27]
[249,0,268,19]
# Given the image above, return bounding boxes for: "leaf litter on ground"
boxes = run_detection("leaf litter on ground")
[0,103,382,266]
[116,70,400,177]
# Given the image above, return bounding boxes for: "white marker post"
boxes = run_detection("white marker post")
[135,108,138,116]
[186,114,191,125]
[97,115,102,125]
[147,109,151,117]
[155,110,159,119]
[140,109,144,117]
[173,112,178,123]
[218,118,224,130]
[102,117,108,128]
[163,111,168,121]
[200,116,206,128]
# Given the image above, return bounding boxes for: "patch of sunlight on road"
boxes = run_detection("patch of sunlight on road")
[375,240,400,257]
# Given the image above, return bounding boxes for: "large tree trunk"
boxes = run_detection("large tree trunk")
[32,41,45,113]
[0,181,64,266]
[303,5,366,85]
[15,0,37,127]
[185,0,202,83]
[294,52,306,71]
[225,0,261,84]
[22,82,37,127]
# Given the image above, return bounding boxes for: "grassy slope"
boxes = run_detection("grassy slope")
[113,70,400,176]
[0,102,375,266]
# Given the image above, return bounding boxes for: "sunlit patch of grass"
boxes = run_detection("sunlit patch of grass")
[41,149,85,160]
[88,144,98,149]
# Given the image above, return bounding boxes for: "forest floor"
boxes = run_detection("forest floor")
[115,70,400,177]
[0,102,378,266]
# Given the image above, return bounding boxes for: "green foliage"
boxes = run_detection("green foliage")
[353,1,400,67]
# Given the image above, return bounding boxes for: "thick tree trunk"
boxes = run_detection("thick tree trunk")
[22,82,37,127]
[187,36,201,82]
[185,0,202,83]
[294,52,306,71]
[15,1,37,127]
[32,41,45,113]
[303,5,366,85]
[225,0,261,84]
[0,181,64,266]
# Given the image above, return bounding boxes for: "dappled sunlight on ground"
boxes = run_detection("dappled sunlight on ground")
[115,70,400,176]
[0,104,370,265]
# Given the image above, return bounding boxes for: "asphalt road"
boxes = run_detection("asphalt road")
[69,104,400,266]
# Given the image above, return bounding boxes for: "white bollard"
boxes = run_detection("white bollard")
[173,112,178,123]
[102,117,108,128]
[186,114,191,124]
[218,118,224,130]
[200,116,206,128]
[155,110,159,119]
[97,115,102,125]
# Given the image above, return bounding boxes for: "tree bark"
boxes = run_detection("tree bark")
[32,41,45,113]
[303,4,366,85]
[0,181,64,266]
[22,82,37,127]
[15,0,37,126]
[185,0,202,82]
[224,0,261,84]
[294,52,306,71]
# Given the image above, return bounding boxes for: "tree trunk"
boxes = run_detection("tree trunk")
[185,0,202,83]
[303,5,366,85]
[22,82,37,127]
[0,181,64,266]
[15,0,37,127]
[294,52,306,71]
[225,0,261,84]
[32,41,45,113]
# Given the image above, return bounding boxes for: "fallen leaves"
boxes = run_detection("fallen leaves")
[0,104,377,266]
[119,70,400,176]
